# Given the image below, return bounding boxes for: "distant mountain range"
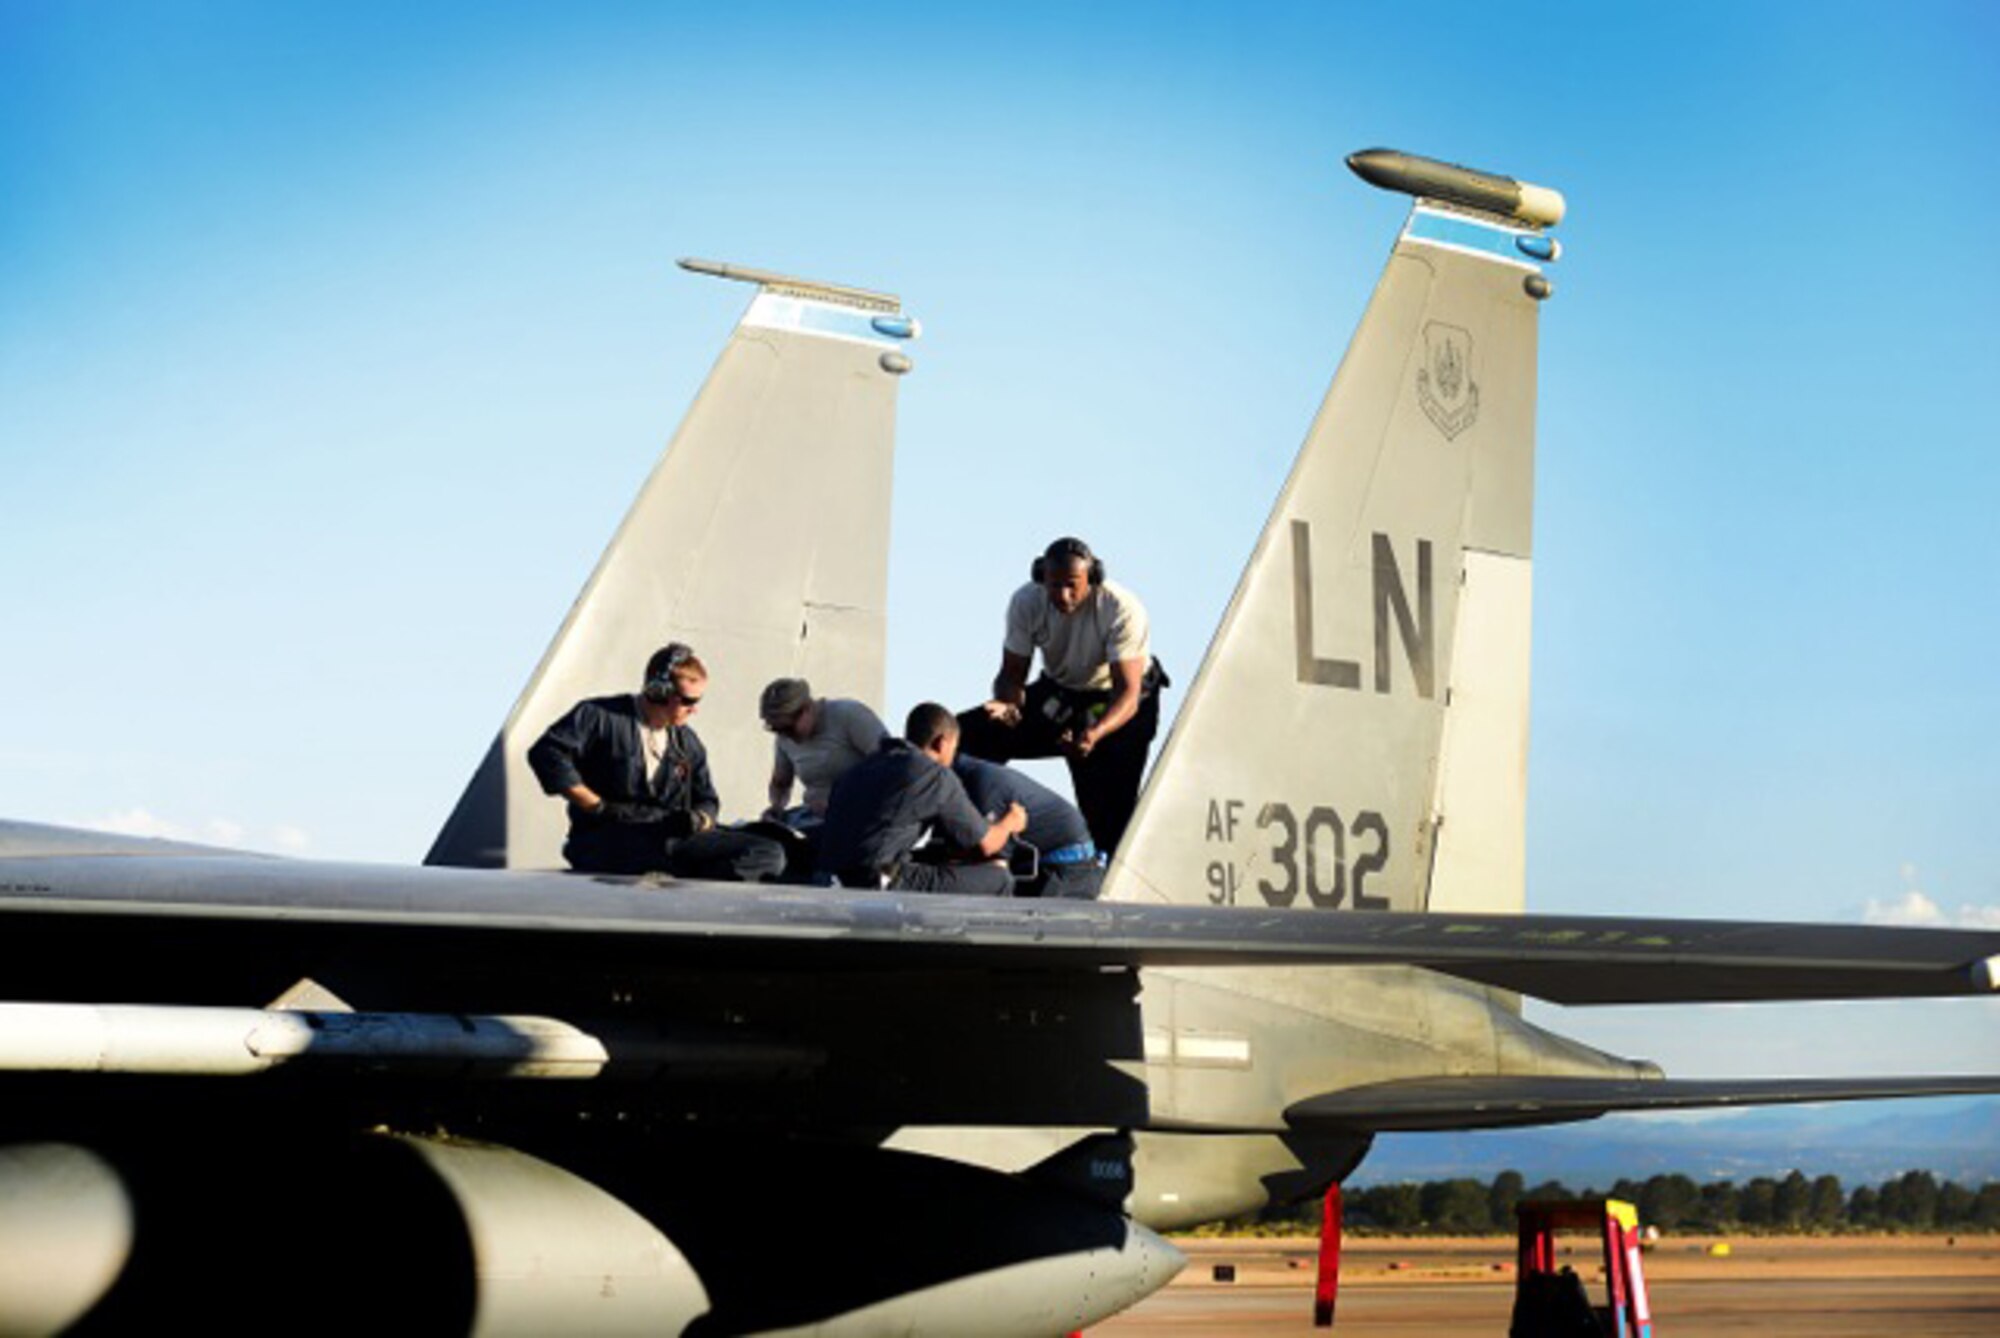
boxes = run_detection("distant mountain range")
[1353,1097,2000,1188]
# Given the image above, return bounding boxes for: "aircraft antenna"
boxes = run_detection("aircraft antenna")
[677,258,901,312]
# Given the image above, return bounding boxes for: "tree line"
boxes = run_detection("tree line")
[1214,1170,2000,1235]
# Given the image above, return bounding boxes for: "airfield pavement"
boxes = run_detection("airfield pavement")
[1096,1233,2000,1336]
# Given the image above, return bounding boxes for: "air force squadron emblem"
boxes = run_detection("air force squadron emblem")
[1417,322,1478,440]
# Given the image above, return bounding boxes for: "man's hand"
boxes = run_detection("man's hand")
[982,700,1023,728]
[1063,726,1099,759]
[977,801,1032,858]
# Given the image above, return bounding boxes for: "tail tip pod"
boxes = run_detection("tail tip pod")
[675,256,906,317]
[1346,148,1566,228]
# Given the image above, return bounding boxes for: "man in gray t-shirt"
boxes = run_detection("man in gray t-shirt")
[759,678,891,821]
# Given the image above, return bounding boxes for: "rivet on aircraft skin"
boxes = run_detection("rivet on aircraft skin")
[871,315,921,339]
[879,351,914,375]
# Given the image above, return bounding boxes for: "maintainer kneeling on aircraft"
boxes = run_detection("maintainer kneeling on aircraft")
[952,753,1104,899]
[816,702,1026,894]
[759,676,890,826]
[528,644,785,880]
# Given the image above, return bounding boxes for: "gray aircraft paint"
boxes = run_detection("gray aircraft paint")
[399,1138,712,1337]
[2,839,1990,1003]
[425,265,910,869]
[1105,198,1545,918]
[5,151,2000,1327]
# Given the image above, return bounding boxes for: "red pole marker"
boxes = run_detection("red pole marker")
[1314,1181,1344,1326]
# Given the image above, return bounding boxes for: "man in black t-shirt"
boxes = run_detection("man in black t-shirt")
[816,703,1026,895]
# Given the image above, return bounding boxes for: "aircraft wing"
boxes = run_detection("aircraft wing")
[1287,1074,2000,1132]
[3,823,1996,1006]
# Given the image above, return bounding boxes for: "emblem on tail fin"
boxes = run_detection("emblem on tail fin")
[1417,322,1478,440]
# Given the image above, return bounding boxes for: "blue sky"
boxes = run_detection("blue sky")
[3,3,1996,1077]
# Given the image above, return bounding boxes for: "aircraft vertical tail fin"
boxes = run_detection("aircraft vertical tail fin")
[426,262,916,868]
[1106,151,1561,917]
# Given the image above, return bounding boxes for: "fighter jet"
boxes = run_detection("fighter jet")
[2,150,1995,1336]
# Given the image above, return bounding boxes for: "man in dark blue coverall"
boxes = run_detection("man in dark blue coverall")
[816,703,1026,895]
[951,754,1104,900]
[528,645,784,880]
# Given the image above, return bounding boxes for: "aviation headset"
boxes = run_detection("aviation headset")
[1030,537,1105,587]
[642,642,697,703]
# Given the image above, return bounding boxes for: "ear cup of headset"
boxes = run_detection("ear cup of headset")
[643,642,695,701]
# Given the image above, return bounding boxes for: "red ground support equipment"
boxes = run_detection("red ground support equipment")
[1313,1182,1343,1326]
[1511,1198,1654,1338]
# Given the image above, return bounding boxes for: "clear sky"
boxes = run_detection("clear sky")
[4,3,1996,1080]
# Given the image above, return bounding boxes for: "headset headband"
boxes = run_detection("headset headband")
[643,643,696,701]
[1031,537,1104,587]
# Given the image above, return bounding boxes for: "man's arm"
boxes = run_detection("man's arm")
[690,746,719,832]
[530,703,649,819]
[985,650,1033,724]
[934,771,1026,859]
[561,782,606,815]
[529,702,601,806]
[1073,656,1147,756]
[765,743,796,819]
[976,802,1030,858]
[987,585,1040,720]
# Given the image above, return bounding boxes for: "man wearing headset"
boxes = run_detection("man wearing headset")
[956,537,1166,858]
[528,643,786,880]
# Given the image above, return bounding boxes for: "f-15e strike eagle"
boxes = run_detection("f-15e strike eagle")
[3,149,1995,1336]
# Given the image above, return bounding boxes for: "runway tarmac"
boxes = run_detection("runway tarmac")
[1097,1235,2000,1336]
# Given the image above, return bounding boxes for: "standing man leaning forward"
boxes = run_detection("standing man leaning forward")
[528,645,785,880]
[816,703,1027,895]
[759,678,890,824]
[957,536,1166,858]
